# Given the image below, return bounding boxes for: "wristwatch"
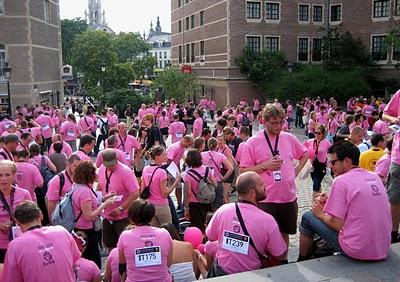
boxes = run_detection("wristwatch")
[118,206,124,211]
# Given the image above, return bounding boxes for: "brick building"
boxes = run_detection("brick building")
[171,0,400,107]
[0,0,63,113]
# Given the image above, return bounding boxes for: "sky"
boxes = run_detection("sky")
[59,0,171,34]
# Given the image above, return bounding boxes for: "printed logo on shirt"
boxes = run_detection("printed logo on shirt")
[370,184,382,197]
[134,246,162,267]
[145,240,153,247]
[233,225,241,233]
[38,243,55,266]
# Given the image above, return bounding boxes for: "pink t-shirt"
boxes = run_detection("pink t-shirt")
[374,153,391,179]
[323,168,391,260]
[78,116,96,135]
[204,241,218,258]
[72,184,99,230]
[169,121,186,144]
[372,119,389,135]
[206,202,286,274]
[16,162,43,201]
[201,151,226,182]
[0,188,32,249]
[107,248,121,282]
[35,114,54,139]
[96,148,128,167]
[192,117,203,138]
[20,127,41,140]
[60,121,80,141]
[142,165,168,206]
[307,119,316,134]
[48,141,73,157]
[166,141,185,166]
[76,257,101,282]
[316,112,328,125]
[116,134,141,162]
[183,165,208,203]
[240,131,307,203]
[328,119,339,135]
[98,162,139,221]
[72,150,92,162]
[235,142,247,163]
[108,114,119,128]
[303,139,331,163]
[117,226,173,282]
[3,225,80,282]
[46,171,74,201]
[158,116,170,129]
[383,90,400,164]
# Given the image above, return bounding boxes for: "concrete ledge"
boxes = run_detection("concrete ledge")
[207,243,400,281]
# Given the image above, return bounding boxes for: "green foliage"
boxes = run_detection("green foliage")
[97,89,153,116]
[153,69,198,103]
[61,18,88,65]
[131,56,158,79]
[112,32,151,63]
[271,65,371,103]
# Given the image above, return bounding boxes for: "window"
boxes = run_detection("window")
[298,38,309,61]
[330,4,342,22]
[200,11,204,25]
[265,36,279,52]
[178,20,182,33]
[185,17,190,30]
[246,36,261,53]
[0,0,4,16]
[312,38,323,61]
[44,0,51,23]
[179,46,183,64]
[164,52,167,59]
[372,35,387,61]
[186,44,190,63]
[0,45,5,79]
[159,52,162,59]
[200,41,205,56]
[191,15,195,29]
[178,0,182,8]
[396,0,400,16]
[265,2,280,20]
[373,0,389,18]
[191,43,195,63]
[246,2,261,19]
[154,52,157,58]
[313,5,323,22]
[393,36,400,60]
[299,4,309,21]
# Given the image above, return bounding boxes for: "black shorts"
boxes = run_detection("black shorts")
[258,200,298,235]
[160,127,169,136]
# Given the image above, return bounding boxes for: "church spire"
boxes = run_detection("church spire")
[155,16,162,33]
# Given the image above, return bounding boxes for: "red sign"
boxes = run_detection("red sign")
[181,64,192,74]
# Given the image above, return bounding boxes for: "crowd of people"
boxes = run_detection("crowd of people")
[0,92,396,281]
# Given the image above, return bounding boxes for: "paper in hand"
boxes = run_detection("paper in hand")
[166,162,179,179]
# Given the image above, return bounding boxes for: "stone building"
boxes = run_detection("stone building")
[145,17,171,70]
[171,0,400,107]
[0,0,63,112]
[85,0,114,34]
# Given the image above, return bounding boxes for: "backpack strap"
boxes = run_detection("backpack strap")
[187,169,202,182]
[40,155,46,174]
[0,152,7,160]
[58,172,65,197]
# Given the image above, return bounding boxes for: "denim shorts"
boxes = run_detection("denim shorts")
[299,210,343,254]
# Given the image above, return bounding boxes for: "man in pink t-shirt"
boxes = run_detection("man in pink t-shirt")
[72,134,95,161]
[206,172,286,275]
[166,136,193,169]
[3,201,81,282]
[383,89,400,243]
[169,114,187,144]
[239,104,308,263]
[298,142,391,261]
[115,122,141,167]
[98,149,140,249]
[35,111,54,150]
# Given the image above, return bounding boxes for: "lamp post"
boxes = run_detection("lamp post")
[3,62,12,116]
[100,63,106,94]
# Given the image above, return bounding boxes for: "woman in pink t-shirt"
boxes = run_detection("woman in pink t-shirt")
[0,161,32,263]
[303,125,331,199]
[307,111,317,139]
[158,111,170,141]
[216,134,237,204]
[60,114,80,152]
[141,146,181,227]
[28,143,57,173]
[183,149,217,232]
[117,199,173,282]
[71,160,115,269]
[105,248,121,282]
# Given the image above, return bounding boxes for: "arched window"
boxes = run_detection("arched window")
[0,45,5,78]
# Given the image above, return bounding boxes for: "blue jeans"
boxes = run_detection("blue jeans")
[299,210,343,253]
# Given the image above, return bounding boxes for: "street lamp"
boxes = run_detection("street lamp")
[101,63,106,73]
[2,62,12,116]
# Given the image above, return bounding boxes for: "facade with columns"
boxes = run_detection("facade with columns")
[145,17,171,70]
[0,0,63,112]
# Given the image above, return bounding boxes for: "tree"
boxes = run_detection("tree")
[153,69,198,103]
[112,32,151,63]
[131,55,157,79]
[61,18,88,65]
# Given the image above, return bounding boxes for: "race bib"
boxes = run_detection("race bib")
[176,132,183,138]
[42,124,50,131]
[273,171,282,182]
[135,246,162,267]
[4,124,9,129]
[222,230,250,255]
[67,130,75,137]
[125,152,131,160]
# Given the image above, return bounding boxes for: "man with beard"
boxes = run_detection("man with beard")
[205,172,286,277]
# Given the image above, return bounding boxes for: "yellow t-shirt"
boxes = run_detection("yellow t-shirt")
[359,148,385,172]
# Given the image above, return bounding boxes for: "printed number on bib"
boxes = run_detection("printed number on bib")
[135,246,162,267]
[42,124,50,130]
[125,152,130,160]
[176,132,183,138]
[67,130,75,137]
[222,230,250,255]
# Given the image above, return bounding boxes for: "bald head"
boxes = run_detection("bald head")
[236,172,260,195]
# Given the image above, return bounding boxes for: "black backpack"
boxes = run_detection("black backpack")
[242,113,250,126]
[100,119,109,136]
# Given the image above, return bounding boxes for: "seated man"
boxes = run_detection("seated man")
[298,141,391,261]
[205,171,286,277]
